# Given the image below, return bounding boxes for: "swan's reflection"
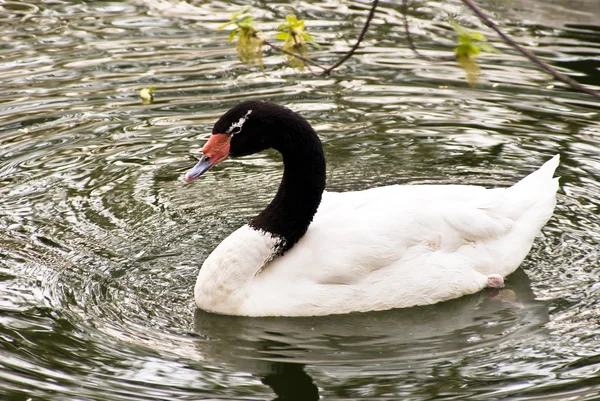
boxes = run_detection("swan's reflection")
[260,362,319,401]
[193,268,548,399]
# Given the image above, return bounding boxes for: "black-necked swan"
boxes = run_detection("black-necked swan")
[184,101,559,317]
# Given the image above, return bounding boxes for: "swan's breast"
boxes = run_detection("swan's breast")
[194,225,281,314]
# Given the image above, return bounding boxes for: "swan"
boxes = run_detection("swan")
[184,101,559,317]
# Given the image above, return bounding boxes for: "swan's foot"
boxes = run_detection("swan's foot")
[486,274,504,288]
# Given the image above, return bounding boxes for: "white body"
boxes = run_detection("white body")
[195,156,560,316]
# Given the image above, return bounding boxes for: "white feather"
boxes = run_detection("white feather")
[195,155,560,316]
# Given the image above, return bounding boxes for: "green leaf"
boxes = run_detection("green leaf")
[450,19,502,86]
[458,33,472,44]
[139,87,156,103]
[471,32,486,41]
[450,20,469,35]
[457,53,480,87]
[274,13,318,69]
[477,43,500,53]
[235,26,264,67]
[455,43,471,58]
[274,32,290,41]
[240,15,253,24]
[303,33,319,47]
[228,29,238,43]
[217,21,233,31]
[451,21,488,46]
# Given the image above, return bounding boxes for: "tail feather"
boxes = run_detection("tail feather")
[504,155,560,223]
[512,154,560,192]
[483,155,561,277]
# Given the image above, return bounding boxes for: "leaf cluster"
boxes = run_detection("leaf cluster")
[218,8,318,69]
[451,21,499,86]
[218,6,264,66]
[275,14,317,69]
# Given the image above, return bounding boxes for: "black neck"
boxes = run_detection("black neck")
[249,120,326,253]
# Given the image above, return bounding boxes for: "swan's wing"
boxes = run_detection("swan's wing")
[440,189,514,242]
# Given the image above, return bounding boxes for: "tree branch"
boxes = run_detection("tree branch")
[262,39,327,71]
[402,0,454,62]
[262,0,380,75]
[459,0,600,99]
[322,0,380,75]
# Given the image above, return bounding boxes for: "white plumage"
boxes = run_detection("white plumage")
[195,155,560,316]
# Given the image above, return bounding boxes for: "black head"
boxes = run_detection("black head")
[184,101,319,183]
[214,100,308,157]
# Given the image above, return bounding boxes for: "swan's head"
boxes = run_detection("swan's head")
[184,101,297,183]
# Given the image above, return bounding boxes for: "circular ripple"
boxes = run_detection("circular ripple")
[1,0,600,400]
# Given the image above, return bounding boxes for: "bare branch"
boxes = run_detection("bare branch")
[322,0,380,75]
[402,0,454,62]
[263,39,327,71]
[460,0,600,99]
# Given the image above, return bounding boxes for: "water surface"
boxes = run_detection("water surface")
[1,0,600,400]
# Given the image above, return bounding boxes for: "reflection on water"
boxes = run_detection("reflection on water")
[0,0,599,399]
[262,364,319,401]
[193,269,547,399]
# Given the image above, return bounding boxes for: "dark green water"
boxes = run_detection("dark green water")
[1,0,599,399]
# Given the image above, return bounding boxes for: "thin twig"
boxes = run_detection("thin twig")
[262,39,327,71]
[402,0,454,62]
[460,0,600,99]
[322,0,380,75]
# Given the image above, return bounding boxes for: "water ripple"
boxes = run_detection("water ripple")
[0,0,599,400]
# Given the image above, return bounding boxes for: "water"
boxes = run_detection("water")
[1,0,599,399]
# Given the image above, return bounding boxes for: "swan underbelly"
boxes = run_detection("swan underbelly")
[244,244,491,316]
